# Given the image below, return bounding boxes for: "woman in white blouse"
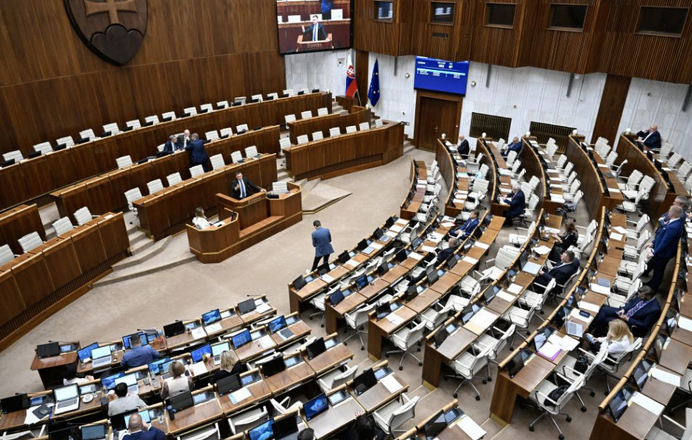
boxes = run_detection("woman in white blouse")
[192,207,211,230]
[587,319,633,357]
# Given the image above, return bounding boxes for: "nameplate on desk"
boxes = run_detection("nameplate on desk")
[380,374,402,393]
[191,328,206,340]
[507,283,522,294]
[229,387,252,404]
[386,314,404,326]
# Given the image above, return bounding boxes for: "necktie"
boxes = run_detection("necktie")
[240,180,246,198]
[626,300,647,318]
[313,26,318,41]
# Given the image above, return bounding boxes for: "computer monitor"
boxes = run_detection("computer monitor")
[122,333,148,350]
[404,285,419,302]
[0,394,30,413]
[427,269,439,285]
[202,309,222,325]
[505,350,526,378]
[261,356,286,378]
[461,304,480,324]
[148,358,170,375]
[268,316,287,334]
[231,329,252,349]
[395,249,408,263]
[632,359,653,391]
[169,392,194,412]
[216,373,242,395]
[376,304,391,320]
[378,263,390,276]
[373,228,384,240]
[385,216,396,228]
[272,415,298,438]
[81,425,106,440]
[352,368,378,395]
[423,410,447,439]
[90,345,111,359]
[304,394,329,421]
[607,388,631,422]
[123,410,152,430]
[238,299,256,314]
[484,286,500,304]
[191,344,212,363]
[37,342,60,359]
[434,328,449,347]
[357,239,368,251]
[355,275,369,290]
[534,327,555,351]
[306,338,327,360]
[338,251,350,264]
[163,321,185,338]
[248,420,273,440]
[329,289,345,306]
[77,343,98,362]
[293,275,307,290]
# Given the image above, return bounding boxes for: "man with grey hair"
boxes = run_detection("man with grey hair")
[163,134,181,154]
[636,124,661,151]
[644,205,684,290]
[185,133,210,171]
[502,184,525,226]
[659,196,689,226]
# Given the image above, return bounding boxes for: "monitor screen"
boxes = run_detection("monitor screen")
[0,394,30,413]
[306,338,327,359]
[211,342,230,357]
[534,327,555,351]
[414,57,469,96]
[484,286,500,304]
[163,321,185,338]
[276,4,351,55]
[148,358,170,375]
[304,394,329,421]
[427,269,439,285]
[423,410,447,439]
[608,388,631,422]
[261,356,287,378]
[272,415,298,437]
[169,392,194,412]
[77,343,98,362]
[122,333,148,350]
[506,351,525,378]
[461,304,480,324]
[633,359,652,390]
[269,316,288,334]
[202,309,222,325]
[355,275,369,290]
[217,374,242,395]
[81,425,105,440]
[232,329,252,349]
[54,384,79,402]
[124,410,151,429]
[329,289,345,306]
[352,368,378,395]
[91,345,111,359]
[293,275,307,290]
[191,344,212,363]
[249,420,273,440]
[238,299,257,314]
[434,328,449,347]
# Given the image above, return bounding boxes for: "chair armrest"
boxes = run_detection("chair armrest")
[372,411,389,428]
[484,258,496,268]
[561,365,584,379]
[660,414,686,438]
[535,390,557,407]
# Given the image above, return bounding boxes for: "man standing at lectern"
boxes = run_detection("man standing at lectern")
[302,15,328,41]
[231,171,263,200]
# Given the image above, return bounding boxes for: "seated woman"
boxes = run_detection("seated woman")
[548,220,578,263]
[209,351,247,384]
[585,319,633,357]
[192,207,211,230]
[63,363,93,386]
[161,361,194,400]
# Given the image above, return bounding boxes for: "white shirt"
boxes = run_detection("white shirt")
[596,335,632,358]
[193,217,211,230]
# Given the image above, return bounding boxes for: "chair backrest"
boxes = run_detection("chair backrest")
[116,155,133,169]
[167,172,183,186]
[606,151,617,166]
[301,110,313,119]
[312,131,324,141]
[220,127,233,138]
[103,122,120,135]
[126,119,141,130]
[404,322,426,348]
[386,396,420,433]
[18,232,42,254]
[209,154,225,170]
[80,129,97,140]
[0,244,13,265]
[528,175,540,190]
[284,114,297,124]
[272,182,288,194]
[317,107,329,117]
[569,179,581,194]
[564,162,574,176]
[52,217,74,236]
[635,214,650,232]
[354,303,376,327]
[359,122,370,131]
[236,124,249,133]
[636,230,651,249]
[189,165,205,178]
[74,207,93,226]
[506,151,517,165]
[296,135,309,145]
[556,154,567,168]
[331,365,359,388]
[678,161,692,179]
[234,96,246,105]
[183,107,197,117]
[124,188,143,207]
[266,92,279,100]
[200,103,214,113]
[205,130,219,141]
[56,136,75,148]
[144,115,160,125]
[279,138,291,150]
[245,146,259,158]
[329,127,341,137]
[161,111,176,121]
[217,100,230,109]
[345,125,357,134]
[33,142,52,154]
[147,179,164,194]
[230,151,243,164]
[627,170,643,186]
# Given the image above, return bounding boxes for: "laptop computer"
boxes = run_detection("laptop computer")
[269,316,287,334]
[52,384,80,415]
[1,394,30,414]
[273,415,300,440]
[37,342,60,359]
[248,420,273,440]
[329,289,345,307]
[238,299,256,314]
[163,321,185,338]
[202,309,222,326]
[77,343,98,363]
[115,373,139,395]
[169,391,194,412]
[191,344,212,363]
[81,425,106,440]
[293,275,307,290]
[211,342,230,365]
[261,356,286,378]
[306,338,327,360]
[231,329,252,349]
[353,368,377,395]
[304,394,329,421]
[216,373,242,395]
[90,345,112,368]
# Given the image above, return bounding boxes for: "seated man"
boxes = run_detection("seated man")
[502,184,525,227]
[163,134,181,154]
[107,383,147,417]
[231,171,263,199]
[589,285,661,338]
[636,125,661,151]
[121,335,160,369]
[436,237,459,264]
[533,250,579,295]
[123,414,166,440]
[502,136,522,158]
[455,134,470,158]
[450,210,479,239]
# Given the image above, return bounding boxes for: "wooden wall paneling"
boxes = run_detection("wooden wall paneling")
[0,271,25,328]
[591,74,632,144]
[469,0,527,67]
[409,0,464,61]
[12,254,55,310]
[353,0,403,55]
[356,50,370,105]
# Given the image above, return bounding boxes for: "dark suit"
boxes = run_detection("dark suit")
[231,177,261,199]
[644,218,684,290]
[185,139,210,171]
[503,190,526,226]
[178,135,192,150]
[451,217,478,239]
[534,259,580,295]
[304,23,328,41]
[456,139,470,158]
[549,231,578,263]
[312,227,334,270]
[636,129,661,151]
[436,243,459,264]
[502,141,522,157]
[163,140,181,154]
[590,296,662,338]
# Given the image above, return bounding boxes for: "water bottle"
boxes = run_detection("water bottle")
[167,405,176,421]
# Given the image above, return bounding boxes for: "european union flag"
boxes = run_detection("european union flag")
[368,59,380,107]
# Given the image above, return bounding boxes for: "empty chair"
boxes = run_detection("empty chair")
[312,131,324,141]
[33,142,52,155]
[220,127,233,138]
[300,110,313,119]
[230,151,244,164]
[236,123,249,133]
[210,154,225,170]
[205,130,220,141]
[668,152,683,168]
[124,188,143,212]
[329,127,341,137]
[125,119,141,130]
[283,88,295,96]
[233,96,247,105]
[372,394,420,437]
[359,122,370,131]
[183,107,197,117]
[386,321,426,370]
[420,301,454,331]
[284,114,297,125]
[0,244,14,265]
[344,303,376,350]
[217,101,230,109]
[318,365,358,393]
[272,182,288,194]
[116,155,133,169]
[56,136,75,148]
[102,122,120,135]
[266,92,279,100]
[250,94,263,103]
[18,232,43,254]
[678,161,692,181]
[155,144,163,152]
[147,179,164,194]
[245,146,259,158]
[445,345,493,400]
[74,207,94,226]
[309,291,327,327]
[317,107,329,117]
[345,125,357,134]
[227,405,268,435]
[79,129,97,141]
[296,135,309,145]
[52,217,74,236]
[279,138,291,151]
[2,150,24,163]
[161,111,176,121]
[528,376,585,439]
[144,115,160,125]
[200,103,214,113]
[189,165,205,178]
[167,172,183,186]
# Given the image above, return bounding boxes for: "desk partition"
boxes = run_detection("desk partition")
[288,106,371,144]
[0,204,46,255]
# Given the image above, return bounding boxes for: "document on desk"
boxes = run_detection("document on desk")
[578,301,600,313]
[551,195,565,203]
[205,323,223,334]
[386,314,404,326]
[547,169,560,174]
[551,334,580,351]
[496,291,516,302]
[191,327,207,340]
[462,256,478,265]
[385,230,398,238]
[429,232,445,242]
[650,367,681,387]
[474,242,490,250]
[409,252,423,261]
[320,274,335,283]
[370,242,383,250]
[468,309,496,330]
[390,225,404,233]
[507,283,523,294]
[24,406,46,425]
[229,387,253,405]
[345,259,360,268]
[538,342,562,361]
[533,245,551,255]
[441,222,455,228]
[258,335,274,348]
[381,374,403,393]
[422,245,438,253]
[609,188,622,194]
[456,416,486,440]
[256,302,272,314]
[610,232,624,241]
[190,361,208,376]
[544,227,560,234]
[678,316,692,331]
[612,226,627,235]
[590,284,611,296]
[631,392,665,416]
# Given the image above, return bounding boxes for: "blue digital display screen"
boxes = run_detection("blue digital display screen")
[414,57,469,96]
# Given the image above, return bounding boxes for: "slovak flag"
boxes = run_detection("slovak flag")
[345,53,358,98]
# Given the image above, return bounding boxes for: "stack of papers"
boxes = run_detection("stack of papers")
[371,242,383,250]
[390,225,404,233]
[590,284,611,296]
[678,316,692,331]
[256,302,272,314]
[441,222,455,228]
[578,301,600,313]
[507,284,523,294]
[205,323,222,334]
[474,242,490,250]
[190,362,208,376]
[381,374,403,393]
[258,335,274,348]
[385,230,398,238]
[386,314,404,326]
[496,291,516,302]
[409,252,423,261]
[551,195,565,203]
[469,309,496,329]
[229,387,252,404]
[320,274,335,283]
[538,342,562,360]
[550,333,580,351]
[610,232,624,241]
[650,367,682,387]
[533,245,551,255]
[191,327,206,340]
[345,259,359,268]
[612,226,627,235]
[456,417,486,440]
[631,392,665,416]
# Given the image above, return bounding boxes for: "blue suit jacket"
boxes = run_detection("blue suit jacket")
[622,297,661,336]
[506,190,526,218]
[652,218,684,260]
[453,217,479,238]
[546,259,580,285]
[312,227,334,257]
[163,140,181,154]
[304,23,328,41]
[507,142,522,153]
[638,130,662,151]
[185,139,209,166]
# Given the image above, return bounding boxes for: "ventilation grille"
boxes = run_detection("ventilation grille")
[469,113,511,142]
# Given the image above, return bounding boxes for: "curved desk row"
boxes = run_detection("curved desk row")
[0,92,331,212]
[187,184,303,263]
[0,204,46,256]
[287,105,371,145]
[50,127,280,223]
